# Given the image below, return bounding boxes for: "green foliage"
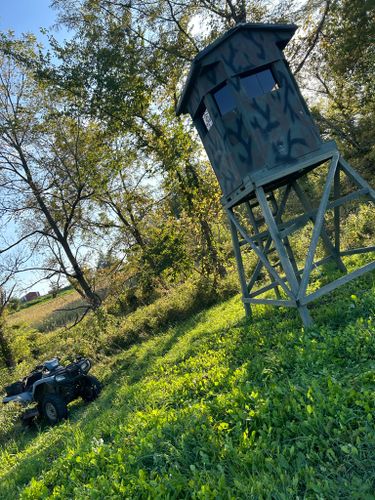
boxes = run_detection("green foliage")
[7,298,21,312]
[141,222,190,282]
[342,203,375,249]
[312,0,375,174]
[0,400,24,446]
[0,266,374,498]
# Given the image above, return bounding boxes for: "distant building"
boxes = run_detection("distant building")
[21,291,40,303]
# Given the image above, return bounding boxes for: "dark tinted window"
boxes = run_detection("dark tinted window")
[241,74,263,98]
[257,69,278,93]
[241,68,278,99]
[213,84,236,115]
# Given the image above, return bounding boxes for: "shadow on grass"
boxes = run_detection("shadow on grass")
[2,271,375,497]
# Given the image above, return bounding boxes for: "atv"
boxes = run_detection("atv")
[2,356,101,425]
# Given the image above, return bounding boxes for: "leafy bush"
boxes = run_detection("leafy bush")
[342,202,375,248]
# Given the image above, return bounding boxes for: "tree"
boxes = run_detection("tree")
[50,0,372,289]
[48,1,232,279]
[296,0,375,177]
[49,279,62,298]
[0,35,103,309]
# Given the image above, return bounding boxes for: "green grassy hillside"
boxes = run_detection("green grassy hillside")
[1,267,374,498]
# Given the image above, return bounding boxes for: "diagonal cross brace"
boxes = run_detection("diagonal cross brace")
[247,184,292,293]
[339,157,375,202]
[245,200,281,297]
[298,154,340,300]
[256,187,301,296]
[226,208,294,299]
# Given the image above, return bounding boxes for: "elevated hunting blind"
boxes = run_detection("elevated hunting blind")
[177,23,375,326]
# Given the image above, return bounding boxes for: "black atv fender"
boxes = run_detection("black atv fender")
[32,376,57,403]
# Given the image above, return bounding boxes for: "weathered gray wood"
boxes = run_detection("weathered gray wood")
[329,188,369,208]
[339,157,375,201]
[250,280,283,298]
[243,297,295,307]
[246,236,275,291]
[300,307,314,326]
[279,213,312,239]
[227,209,293,298]
[334,166,341,253]
[246,185,292,293]
[268,188,301,282]
[310,255,335,270]
[301,261,375,305]
[298,154,339,300]
[292,179,346,272]
[279,188,369,240]
[240,186,368,246]
[245,200,281,298]
[256,187,300,292]
[252,143,338,188]
[256,186,313,326]
[228,216,252,317]
[340,246,375,256]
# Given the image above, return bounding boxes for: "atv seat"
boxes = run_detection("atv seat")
[5,381,24,397]
[24,371,43,391]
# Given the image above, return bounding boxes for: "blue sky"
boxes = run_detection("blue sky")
[0,0,66,42]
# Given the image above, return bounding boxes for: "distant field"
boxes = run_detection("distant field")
[8,290,82,330]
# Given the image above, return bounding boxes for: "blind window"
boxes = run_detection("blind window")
[241,68,279,99]
[213,84,236,116]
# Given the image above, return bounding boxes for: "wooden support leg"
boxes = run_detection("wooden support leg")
[269,191,301,283]
[246,184,292,295]
[227,210,293,299]
[256,187,313,327]
[298,154,340,301]
[334,166,341,254]
[228,212,251,318]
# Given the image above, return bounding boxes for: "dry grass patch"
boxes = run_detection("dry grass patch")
[8,291,80,329]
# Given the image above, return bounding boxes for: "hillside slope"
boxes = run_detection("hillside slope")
[1,271,374,499]
[8,290,81,331]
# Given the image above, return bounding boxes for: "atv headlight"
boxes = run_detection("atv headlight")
[55,374,66,382]
[80,360,90,372]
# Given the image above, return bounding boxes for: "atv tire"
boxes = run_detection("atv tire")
[41,394,68,425]
[81,375,101,402]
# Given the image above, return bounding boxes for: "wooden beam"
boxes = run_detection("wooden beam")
[340,246,375,256]
[226,209,293,298]
[298,154,339,301]
[228,217,251,318]
[300,261,375,305]
[292,179,346,272]
[243,297,295,307]
[339,157,375,201]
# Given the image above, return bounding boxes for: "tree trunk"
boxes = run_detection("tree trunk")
[199,217,227,279]
[16,146,102,309]
[0,318,14,370]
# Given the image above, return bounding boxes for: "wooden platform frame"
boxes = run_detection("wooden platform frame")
[226,151,375,326]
